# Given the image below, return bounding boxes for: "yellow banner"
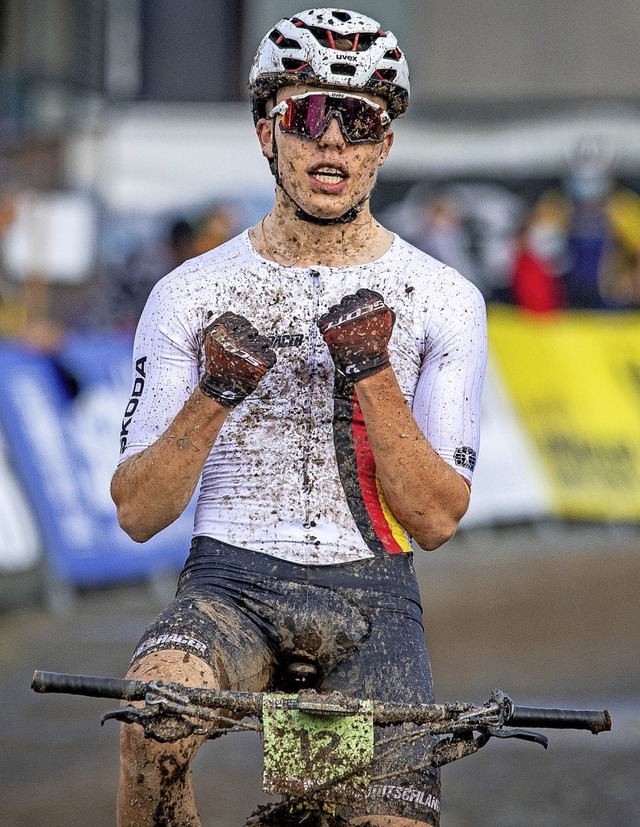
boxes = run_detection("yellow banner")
[488,307,640,520]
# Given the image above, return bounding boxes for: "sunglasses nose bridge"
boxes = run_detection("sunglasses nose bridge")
[317,111,349,145]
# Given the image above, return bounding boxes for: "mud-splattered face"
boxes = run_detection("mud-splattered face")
[257,84,394,222]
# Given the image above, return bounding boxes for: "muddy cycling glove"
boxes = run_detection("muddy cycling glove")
[318,288,395,381]
[200,311,276,407]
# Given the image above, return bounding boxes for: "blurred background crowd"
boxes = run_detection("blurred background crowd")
[384,138,640,312]
[1,0,640,580]
[3,137,640,350]
[0,0,639,577]
[2,0,640,353]
[1,5,639,825]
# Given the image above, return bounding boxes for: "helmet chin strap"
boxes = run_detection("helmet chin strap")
[292,198,365,225]
[269,131,366,226]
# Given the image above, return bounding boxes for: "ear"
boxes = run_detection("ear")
[256,118,274,159]
[377,130,394,166]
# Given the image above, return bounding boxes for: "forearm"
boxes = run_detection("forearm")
[111,387,230,542]
[354,367,470,550]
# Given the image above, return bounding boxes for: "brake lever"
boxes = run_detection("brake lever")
[101,704,147,727]
[101,703,207,742]
[487,726,549,748]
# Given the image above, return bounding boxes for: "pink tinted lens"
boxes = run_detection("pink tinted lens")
[281,95,385,142]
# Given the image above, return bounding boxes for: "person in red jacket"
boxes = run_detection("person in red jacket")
[512,201,567,313]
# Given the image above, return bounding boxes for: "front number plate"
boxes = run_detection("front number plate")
[262,694,374,804]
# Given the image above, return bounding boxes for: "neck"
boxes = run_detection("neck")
[251,190,392,267]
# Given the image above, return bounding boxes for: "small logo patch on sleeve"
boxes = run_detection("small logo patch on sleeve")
[453,446,477,471]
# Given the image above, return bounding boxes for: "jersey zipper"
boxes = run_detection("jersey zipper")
[302,268,321,529]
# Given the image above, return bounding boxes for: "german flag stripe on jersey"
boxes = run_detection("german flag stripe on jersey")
[332,376,412,556]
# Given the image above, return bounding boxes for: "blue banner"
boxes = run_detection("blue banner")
[0,339,196,587]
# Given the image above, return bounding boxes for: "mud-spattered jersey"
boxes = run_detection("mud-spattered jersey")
[118,231,487,565]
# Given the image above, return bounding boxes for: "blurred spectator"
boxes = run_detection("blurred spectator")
[445,182,525,302]
[0,188,66,350]
[193,203,237,256]
[538,138,640,309]
[407,192,478,285]
[97,203,240,333]
[511,198,567,313]
[168,219,198,267]
[605,191,640,307]
[0,190,20,335]
[384,182,525,300]
[105,217,196,333]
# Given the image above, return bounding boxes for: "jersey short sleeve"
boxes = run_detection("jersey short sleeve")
[410,268,487,485]
[118,266,204,461]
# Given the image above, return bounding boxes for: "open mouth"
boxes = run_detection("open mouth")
[310,165,348,185]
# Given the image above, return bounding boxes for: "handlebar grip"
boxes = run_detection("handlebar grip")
[508,705,611,734]
[31,671,147,702]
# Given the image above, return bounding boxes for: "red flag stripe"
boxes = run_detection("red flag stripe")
[351,392,407,554]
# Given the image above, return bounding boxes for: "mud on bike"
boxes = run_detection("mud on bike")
[31,669,611,826]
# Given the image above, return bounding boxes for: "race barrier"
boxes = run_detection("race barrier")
[0,336,196,585]
[488,307,640,521]
[460,358,552,528]
[0,308,637,585]
[0,427,41,573]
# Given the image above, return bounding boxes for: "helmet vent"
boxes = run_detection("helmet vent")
[375,68,398,82]
[330,63,356,77]
[384,49,402,62]
[269,29,301,50]
[282,58,311,72]
[330,11,352,22]
[352,33,377,51]
[298,24,377,52]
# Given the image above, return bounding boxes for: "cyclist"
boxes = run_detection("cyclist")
[112,9,487,827]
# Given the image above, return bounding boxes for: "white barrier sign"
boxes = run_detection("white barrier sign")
[0,431,41,572]
[461,358,552,528]
[2,191,96,284]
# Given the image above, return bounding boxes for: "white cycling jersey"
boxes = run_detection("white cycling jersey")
[119,230,487,565]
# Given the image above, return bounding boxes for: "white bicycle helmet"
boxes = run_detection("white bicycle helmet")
[249,8,410,123]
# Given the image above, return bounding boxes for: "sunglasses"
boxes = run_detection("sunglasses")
[268,91,391,144]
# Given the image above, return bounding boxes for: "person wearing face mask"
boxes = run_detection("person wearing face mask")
[511,199,568,313]
[542,139,640,309]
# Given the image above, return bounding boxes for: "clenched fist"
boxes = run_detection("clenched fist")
[317,288,395,381]
[200,312,276,407]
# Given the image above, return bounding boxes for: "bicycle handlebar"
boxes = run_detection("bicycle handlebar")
[32,671,147,701]
[31,671,266,716]
[508,705,611,734]
[31,670,611,735]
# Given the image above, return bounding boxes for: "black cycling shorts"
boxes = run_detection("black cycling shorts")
[131,536,441,826]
